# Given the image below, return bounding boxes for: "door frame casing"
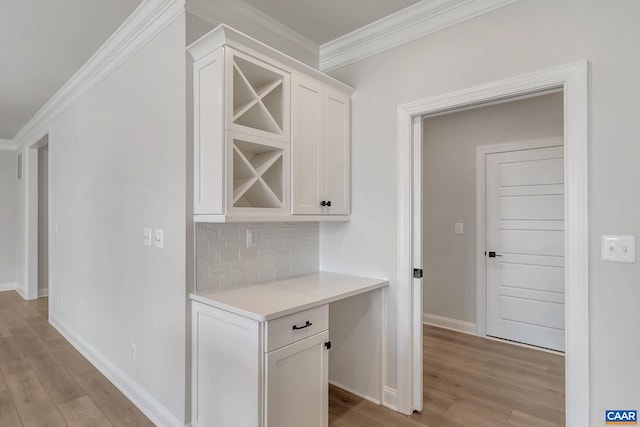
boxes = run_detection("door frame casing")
[22,128,51,301]
[396,61,588,427]
[475,137,564,338]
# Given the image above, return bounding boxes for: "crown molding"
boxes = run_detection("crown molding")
[186,0,319,69]
[13,0,185,149]
[0,139,17,152]
[188,24,353,94]
[319,0,520,72]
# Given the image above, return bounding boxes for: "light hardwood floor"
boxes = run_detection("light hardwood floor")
[0,291,152,427]
[0,291,564,426]
[329,325,565,427]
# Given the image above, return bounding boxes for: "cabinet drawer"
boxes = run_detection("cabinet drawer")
[265,305,328,352]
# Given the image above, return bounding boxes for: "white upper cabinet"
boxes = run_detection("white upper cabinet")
[291,75,323,214]
[188,25,352,222]
[292,75,350,215]
[227,48,290,143]
[192,47,225,215]
[321,86,351,215]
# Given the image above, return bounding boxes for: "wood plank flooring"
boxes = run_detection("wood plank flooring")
[0,290,564,426]
[329,325,565,427]
[0,291,152,427]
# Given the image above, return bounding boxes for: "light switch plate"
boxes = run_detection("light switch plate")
[154,229,164,249]
[455,223,464,235]
[601,235,635,263]
[143,228,152,247]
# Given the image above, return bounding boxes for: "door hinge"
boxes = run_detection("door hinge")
[324,341,332,350]
[413,268,423,279]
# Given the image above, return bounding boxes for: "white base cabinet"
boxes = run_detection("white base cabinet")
[265,331,328,427]
[191,303,262,427]
[192,301,330,427]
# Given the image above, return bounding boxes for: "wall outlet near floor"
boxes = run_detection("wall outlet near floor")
[130,343,136,361]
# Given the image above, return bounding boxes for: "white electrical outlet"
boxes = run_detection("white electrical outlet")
[246,229,258,248]
[601,235,636,263]
[130,343,136,361]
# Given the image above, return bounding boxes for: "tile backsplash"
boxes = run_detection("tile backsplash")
[196,222,319,292]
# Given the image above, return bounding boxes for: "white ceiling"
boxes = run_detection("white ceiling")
[0,0,143,140]
[1,0,422,141]
[241,0,421,45]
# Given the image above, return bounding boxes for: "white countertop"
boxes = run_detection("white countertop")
[190,271,388,321]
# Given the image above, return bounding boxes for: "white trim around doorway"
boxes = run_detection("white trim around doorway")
[23,126,51,301]
[396,61,588,427]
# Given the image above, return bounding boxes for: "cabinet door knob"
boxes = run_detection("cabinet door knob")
[320,201,327,207]
[326,201,331,207]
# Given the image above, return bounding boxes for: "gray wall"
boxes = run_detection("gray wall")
[322,0,640,416]
[48,17,187,422]
[0,150,16,285]
[422,93,563,323]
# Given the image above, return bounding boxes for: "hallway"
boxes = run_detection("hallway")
[0,291,565,426]
[0,292,152,426]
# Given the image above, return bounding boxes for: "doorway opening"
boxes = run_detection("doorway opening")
[395,62,589,427]
[422,92,564,351]
[419,93,565,425]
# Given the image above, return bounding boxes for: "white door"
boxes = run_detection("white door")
[486,146,565,352]
[265,331,329,427]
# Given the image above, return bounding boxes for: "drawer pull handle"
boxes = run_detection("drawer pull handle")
[292,321,312,330]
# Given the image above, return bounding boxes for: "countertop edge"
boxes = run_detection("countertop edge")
[190,274,388,322]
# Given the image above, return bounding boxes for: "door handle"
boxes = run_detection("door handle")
[487,251,502,258]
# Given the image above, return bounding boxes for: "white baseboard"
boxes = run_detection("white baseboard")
[484,335,565,356]
[15,285,26,299]
[0,282,16,292]
[423,313,477,335]
[329,380,381,405]
[38,288,49,297]
[382,386,398,411]
[49,315,184,427]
